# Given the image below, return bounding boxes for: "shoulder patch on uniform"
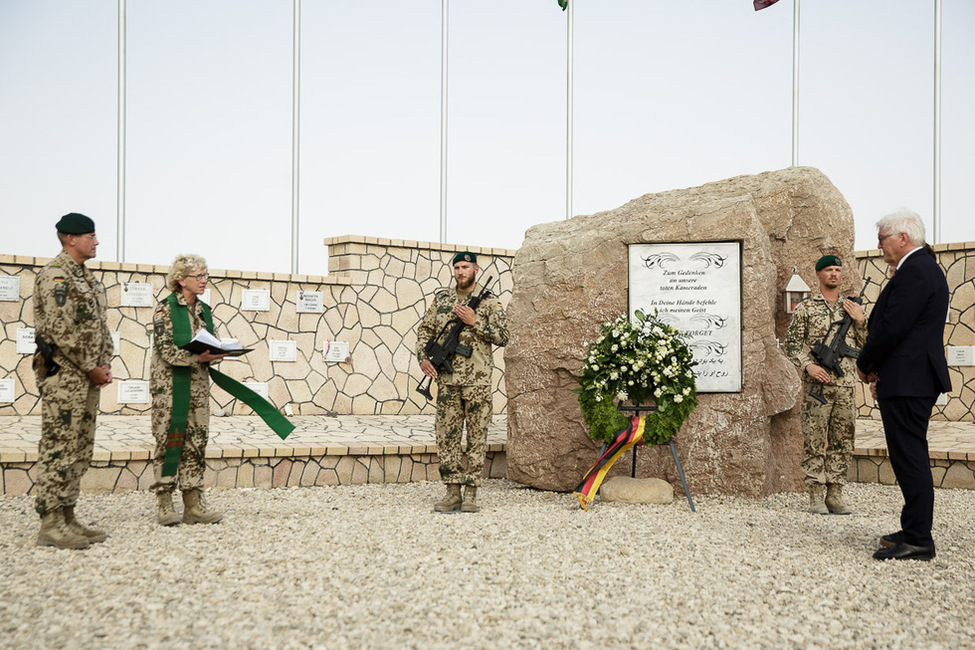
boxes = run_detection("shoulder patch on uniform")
[54,281,68,307]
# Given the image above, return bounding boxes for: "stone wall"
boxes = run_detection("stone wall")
[0,236,515,416]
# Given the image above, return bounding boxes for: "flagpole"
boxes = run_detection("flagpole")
[439,0,448,243]
[565,0,573,220]
[116,0,126,262]
[291,0,301,274]
[933,0,942,244]
[791,0,799,167]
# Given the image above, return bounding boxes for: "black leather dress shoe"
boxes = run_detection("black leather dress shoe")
[879,531,904,548]
[873,542,936,561]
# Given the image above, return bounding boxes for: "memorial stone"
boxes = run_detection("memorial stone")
[504,167,857,496]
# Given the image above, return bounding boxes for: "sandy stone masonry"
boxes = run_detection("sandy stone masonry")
[0,236,515,417]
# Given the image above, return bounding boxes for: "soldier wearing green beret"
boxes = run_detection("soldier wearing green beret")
[784,254,867,515]
[416,251,509,513]
[32,213,114,549]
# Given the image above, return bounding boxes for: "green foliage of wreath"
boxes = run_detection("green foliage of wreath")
[576,310,698,446]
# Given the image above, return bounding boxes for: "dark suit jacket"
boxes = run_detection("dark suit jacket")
[857,248,951,399]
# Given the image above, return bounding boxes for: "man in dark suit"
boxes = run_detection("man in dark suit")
[856,210,950,561]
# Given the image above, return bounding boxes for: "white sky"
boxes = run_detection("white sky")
[1,0,973,275]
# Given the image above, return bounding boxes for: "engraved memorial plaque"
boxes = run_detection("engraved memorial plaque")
[117,380,150,403]
[0,276,20,301]
[629,242,742,392]
[241,289,271,312]
[17,328,36,354]
[295,290,324,314]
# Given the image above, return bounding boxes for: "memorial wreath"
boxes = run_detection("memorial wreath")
[576,309,698,446]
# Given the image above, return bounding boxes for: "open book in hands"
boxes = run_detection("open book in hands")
[179,329,252,357]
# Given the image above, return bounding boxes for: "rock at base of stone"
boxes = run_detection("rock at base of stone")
[599,476,674,505]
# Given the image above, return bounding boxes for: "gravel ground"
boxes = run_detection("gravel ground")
[2,480,974,650]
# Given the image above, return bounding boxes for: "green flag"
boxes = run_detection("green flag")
[558,0,567,10]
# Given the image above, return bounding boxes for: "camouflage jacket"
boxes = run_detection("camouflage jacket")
[33,250,113,374]
[149,295,213,399]
[784,294,868,388]
[416,287,509,386]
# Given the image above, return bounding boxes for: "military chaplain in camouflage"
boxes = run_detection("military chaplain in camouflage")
[32,213,114,549]
[785,254,867,515]
[149,254,228,526]
[417,251,509,513]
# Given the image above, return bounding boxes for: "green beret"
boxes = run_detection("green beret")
[56,213,95,235]
[452,251,477,265]
[815,255,842,271]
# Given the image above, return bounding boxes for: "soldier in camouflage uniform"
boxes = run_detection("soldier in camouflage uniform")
[785,255,867,515]
[150,255,227,526]
[32,213,114,550]
[417,251,509,513]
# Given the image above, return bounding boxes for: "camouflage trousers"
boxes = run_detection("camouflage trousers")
[35,367,100,515]
[150,396,210,494]
[435,383,492,487]
[800,381,855,487]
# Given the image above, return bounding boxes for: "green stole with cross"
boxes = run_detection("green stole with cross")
[161,292,294,477]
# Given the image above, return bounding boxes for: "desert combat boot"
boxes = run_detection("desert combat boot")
[156,490,182,526]
[808,485,829,515]
[37,508,90,550]
[182,488,223,524]
[825,484,852,515]
[63,505,107,543]
[460,486,479,513]
[434,484,462,513]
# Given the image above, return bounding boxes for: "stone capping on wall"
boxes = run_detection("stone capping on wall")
[0,253,351,285]
[323,235,517,276]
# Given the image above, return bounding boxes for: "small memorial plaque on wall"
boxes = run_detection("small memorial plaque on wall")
[17,328,36,354]
[629,242,743,393]
[201,289,212,305]
[117,380,150,404]
[323,341,350,363]
[120,282,154,307]
[243,381,269,400]
[0,378,14,402]
[295,290,324,313]
[241,289,270,312]
[0,276,20,301]
[269,340,298,362]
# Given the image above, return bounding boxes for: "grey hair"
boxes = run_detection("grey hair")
[166,254,207,292]
[877,209,926,247]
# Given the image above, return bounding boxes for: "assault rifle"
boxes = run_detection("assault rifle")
[807,278,871,404]
[415,276,494,401]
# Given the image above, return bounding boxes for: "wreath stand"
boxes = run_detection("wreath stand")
[616,406,696,512]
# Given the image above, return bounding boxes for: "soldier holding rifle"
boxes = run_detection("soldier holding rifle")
[785,255,867,515]
[416,252,508,513]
